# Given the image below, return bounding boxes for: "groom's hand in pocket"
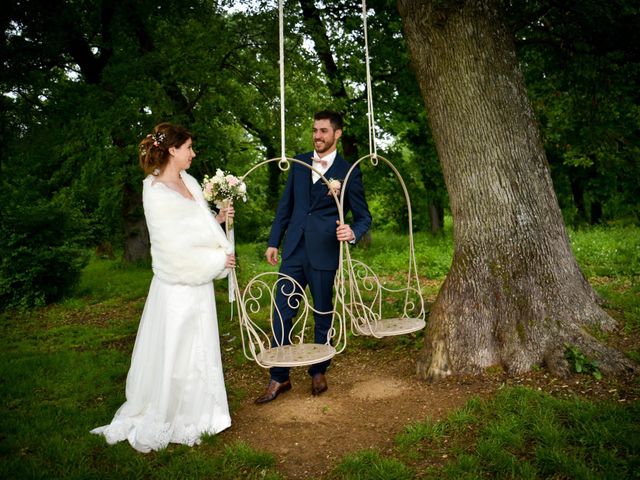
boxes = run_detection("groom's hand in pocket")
[265,247,279,266]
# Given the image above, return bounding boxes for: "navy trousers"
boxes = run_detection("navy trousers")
[270,239,337,382]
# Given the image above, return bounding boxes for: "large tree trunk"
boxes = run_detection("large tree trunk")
[428,202,444,234]
[397,0,634,380]
[123,181,149,263]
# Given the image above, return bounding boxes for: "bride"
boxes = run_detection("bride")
[91,123,235,452]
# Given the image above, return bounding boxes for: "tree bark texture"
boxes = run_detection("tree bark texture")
[397,0,634,380]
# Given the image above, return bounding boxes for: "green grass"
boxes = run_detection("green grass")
[393,387,640,480]
[353,216,454,281]
[1,224,638,479]
[329,450,415,480]
[68,255,153,304]
[0,255,282,479]
[0,337,282,479]
[567,225,640,334]
[568,225,640,277]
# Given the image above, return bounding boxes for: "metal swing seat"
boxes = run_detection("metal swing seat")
[230,157,348,368]
[232,270,345,367]
[340,154,426,338]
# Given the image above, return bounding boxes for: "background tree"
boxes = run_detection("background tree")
[510,0,640,226]
[397,0,635,379]
[1,1,326,262]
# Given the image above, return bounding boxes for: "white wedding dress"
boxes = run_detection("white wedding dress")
[92,171,233,453]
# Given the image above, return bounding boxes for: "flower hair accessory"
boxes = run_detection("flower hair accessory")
[147,132,165,148]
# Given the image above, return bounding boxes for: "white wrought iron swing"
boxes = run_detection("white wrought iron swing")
[339,1,426,338]
[229,156,349,368]
[228,0,425,369]
[227,0,348,369]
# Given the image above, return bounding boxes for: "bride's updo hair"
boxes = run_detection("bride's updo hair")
[139,122,192,175]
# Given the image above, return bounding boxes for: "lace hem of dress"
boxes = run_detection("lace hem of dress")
[91,417,231,453]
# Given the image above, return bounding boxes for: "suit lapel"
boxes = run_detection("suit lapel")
[303,156,314,207]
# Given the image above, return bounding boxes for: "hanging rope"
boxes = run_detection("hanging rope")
[279,0,287,162]
[361,0,377,158]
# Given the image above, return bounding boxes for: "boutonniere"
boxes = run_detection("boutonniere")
[327,178,342,196]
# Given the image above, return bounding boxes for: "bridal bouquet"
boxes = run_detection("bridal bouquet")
[202,169,247,236]
[202,169,247,210]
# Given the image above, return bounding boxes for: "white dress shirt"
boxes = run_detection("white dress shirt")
[311,150,337,184]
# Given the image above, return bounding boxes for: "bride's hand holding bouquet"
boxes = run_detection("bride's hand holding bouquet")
[216,204,234,225]
[202,168,247,303]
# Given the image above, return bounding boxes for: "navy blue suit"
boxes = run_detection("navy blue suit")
[268,151,372,381]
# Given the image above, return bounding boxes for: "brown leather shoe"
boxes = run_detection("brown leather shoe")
[254,379,292,404]
[311,373,328,396]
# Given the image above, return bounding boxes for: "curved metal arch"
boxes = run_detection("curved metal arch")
[239,156,345,225]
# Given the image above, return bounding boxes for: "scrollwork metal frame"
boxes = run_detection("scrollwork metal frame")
[230,153,425,369]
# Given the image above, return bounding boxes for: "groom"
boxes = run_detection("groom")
[256,110,372,404]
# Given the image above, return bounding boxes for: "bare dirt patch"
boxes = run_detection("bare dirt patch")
[222,337,640,479]
[223,344,495,479]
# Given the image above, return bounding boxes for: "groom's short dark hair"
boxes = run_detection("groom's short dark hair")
[314,110,343,132]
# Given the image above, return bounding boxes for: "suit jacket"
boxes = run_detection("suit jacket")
[268,151,372,270]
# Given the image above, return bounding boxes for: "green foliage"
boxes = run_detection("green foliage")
[564,344,603,380]
[4,0,638,287]
[0,199,90,310]
[229,171,279,243]
[512,1,640,225]
[2,0,353,253]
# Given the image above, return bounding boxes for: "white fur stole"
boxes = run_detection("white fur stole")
[143,171,232,285]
